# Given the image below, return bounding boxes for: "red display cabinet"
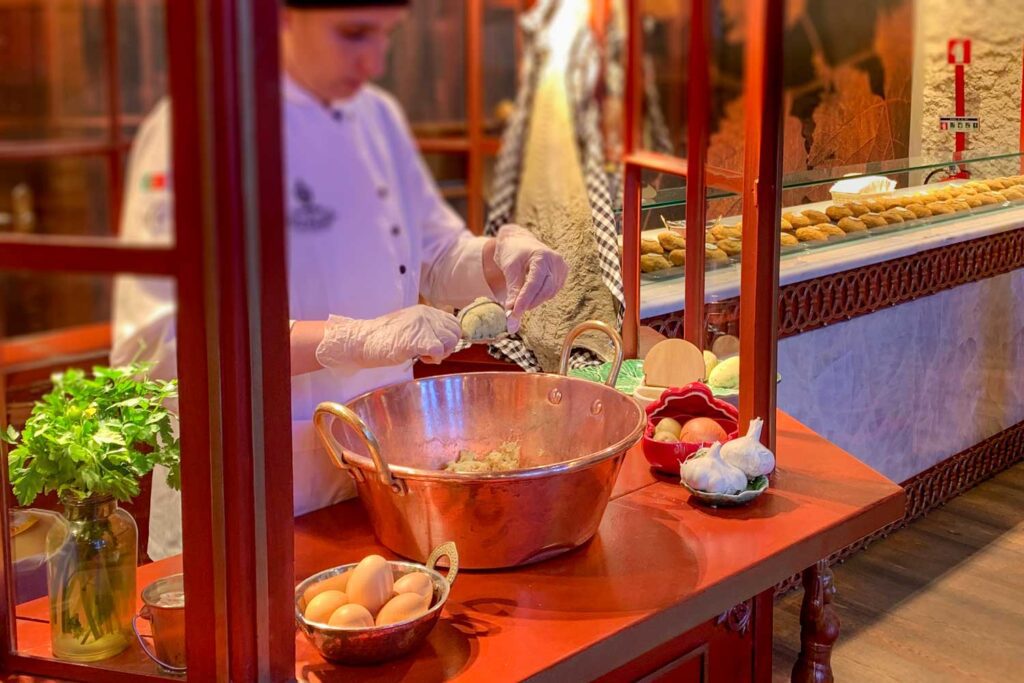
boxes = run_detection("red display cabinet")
[0,0,295,678]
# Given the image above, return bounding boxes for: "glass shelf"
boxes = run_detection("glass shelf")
[780,150,1024,190]
[623,150,1024,214]
[631,170,1024,295]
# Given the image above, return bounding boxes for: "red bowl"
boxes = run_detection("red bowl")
[642,382,739,475]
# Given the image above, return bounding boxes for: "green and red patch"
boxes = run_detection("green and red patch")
[140,172,168,191]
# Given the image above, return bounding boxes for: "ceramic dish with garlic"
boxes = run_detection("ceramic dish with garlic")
[679,418,776,507]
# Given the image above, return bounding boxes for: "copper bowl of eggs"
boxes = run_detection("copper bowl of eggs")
[295,542,458,665]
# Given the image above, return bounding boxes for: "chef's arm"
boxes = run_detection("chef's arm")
[424,228,567,333]
[289,306,463,376]
[290,320,327,376]
[481,239,506,298]
[420,232,504,308]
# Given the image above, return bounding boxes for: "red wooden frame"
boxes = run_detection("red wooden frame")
[737,0,784,450]
[620,0,783,439]
[622,0,716,359]
[0,0,294,680]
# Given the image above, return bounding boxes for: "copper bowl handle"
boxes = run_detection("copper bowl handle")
[314,402,406,494]
[558,321,625,388]
[426,542,459,586]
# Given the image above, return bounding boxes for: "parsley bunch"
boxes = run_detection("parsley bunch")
[1,363,180,506]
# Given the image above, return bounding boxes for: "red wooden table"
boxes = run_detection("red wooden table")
[11,411,903,681]
[291,411,903,682]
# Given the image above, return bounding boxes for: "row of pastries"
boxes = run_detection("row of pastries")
[639,175,1024,273]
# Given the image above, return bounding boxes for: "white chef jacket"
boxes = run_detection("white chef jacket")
[112,77,493,560]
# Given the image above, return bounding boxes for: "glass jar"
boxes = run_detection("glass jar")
[45,495,137,662]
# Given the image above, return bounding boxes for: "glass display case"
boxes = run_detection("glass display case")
[622,0,1024,328]
[629,150,1024,319]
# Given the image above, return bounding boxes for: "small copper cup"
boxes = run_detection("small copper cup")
[133,573,186,674]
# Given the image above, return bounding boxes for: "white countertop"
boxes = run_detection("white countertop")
[639,198,1024,319]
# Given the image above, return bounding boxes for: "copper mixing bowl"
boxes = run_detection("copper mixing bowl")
[314,321,645,569]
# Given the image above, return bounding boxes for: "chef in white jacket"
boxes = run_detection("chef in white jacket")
[112,0,568,560]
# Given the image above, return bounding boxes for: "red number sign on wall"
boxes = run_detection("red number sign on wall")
[948,38,971,65]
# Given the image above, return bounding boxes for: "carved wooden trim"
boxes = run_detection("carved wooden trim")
[775,419,1024,596]
[715,599,753,634]
[644,226,1024,341]
[792,560,839,683]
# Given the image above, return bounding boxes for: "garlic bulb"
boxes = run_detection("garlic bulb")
[680,442,748,494]
[720,418,775,477]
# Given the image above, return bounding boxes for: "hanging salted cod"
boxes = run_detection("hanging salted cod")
[485,0,624,372]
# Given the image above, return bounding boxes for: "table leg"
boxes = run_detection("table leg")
[791,560,839,683]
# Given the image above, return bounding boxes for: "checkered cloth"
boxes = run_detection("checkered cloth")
[483,8,624,373]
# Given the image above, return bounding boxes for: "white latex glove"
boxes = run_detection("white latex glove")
[316,306,463,369]
[493,225,569,333]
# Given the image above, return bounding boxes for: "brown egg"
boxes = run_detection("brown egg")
[393,572,434,602]
[302,571,352,604]
[375,592,431,627]
[328,603,374,628]
[347,555,394,616]
[304,590,349,624]
[679,417,728,444]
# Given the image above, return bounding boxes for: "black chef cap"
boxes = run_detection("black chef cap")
[285,0,410,7]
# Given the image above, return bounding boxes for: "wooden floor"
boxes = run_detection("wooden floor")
[773,462,1024,682]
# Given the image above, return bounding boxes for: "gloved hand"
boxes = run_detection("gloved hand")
[493,224,569,333]
[316,305,463,369]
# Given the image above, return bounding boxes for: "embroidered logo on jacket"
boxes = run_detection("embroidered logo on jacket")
[289,179,336,231]
[141,171,170,191]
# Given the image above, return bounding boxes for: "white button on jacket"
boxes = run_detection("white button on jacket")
[113,77,494,560]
